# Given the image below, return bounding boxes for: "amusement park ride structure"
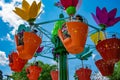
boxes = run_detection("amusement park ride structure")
[7,0,120,80]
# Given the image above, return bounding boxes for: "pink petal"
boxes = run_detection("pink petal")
[91,13,100,24]
[60,0,78,9]
[73,0,79,7]
[60,0,69,9]
[102,7,107,13]
[76,0,82,10]
[108,8,117,20]
[36,46,44,53]
[106,17,120,27]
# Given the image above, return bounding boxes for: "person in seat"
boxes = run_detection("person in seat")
[75,14,83,22]
[17,29,25,45]
[62,23,71,39]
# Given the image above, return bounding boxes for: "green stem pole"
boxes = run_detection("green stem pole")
[35,17,69,26]
[36,27,51,40]
[87,24,100,31]
[81,60,84,68]
[35,18,100,31]
[59,53,68,80]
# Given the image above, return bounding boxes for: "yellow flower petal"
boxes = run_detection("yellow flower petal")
[22,0,30,13]
[37,2,41,13]
[13,7,29,20]
[90,31,105,45]
[29,1,38,19]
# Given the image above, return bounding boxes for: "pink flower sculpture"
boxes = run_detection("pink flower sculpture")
[92,7,120,28]
[36,46,44,53]
[60,0,79,9]
[54,1,64,9]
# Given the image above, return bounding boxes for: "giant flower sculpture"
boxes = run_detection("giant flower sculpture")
[13,0,42,23]
[60,0,82,16]
[91,7,120,29]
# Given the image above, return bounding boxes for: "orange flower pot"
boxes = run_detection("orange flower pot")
[50,70,58,80]
[96,38,120,64]
[95,59,114,76]
[15,32,42,60]
[26,65,42,80]
[9,52,27,72]
[76,68,92,80]
[58,22,88,54]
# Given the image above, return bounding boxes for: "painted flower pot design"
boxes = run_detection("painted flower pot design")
[15,32,42,60]
[58,22,88,54]
[26,65,42,80]
[9,52,27,72]
[95,59,114,76]
[96,38,120,64]
[50,70,58,80]
[76,68,92,80]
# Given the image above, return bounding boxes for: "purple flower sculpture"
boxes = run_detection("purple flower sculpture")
[92,7,120,29]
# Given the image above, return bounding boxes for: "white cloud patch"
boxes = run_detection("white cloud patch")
[0,51,9,66]
[92,53,96,60]
[91,72,109,80]
[6,33,14,42]
[0,0,43,35]
[0,33,14,42]
[0,0,24,35]
[50,60,57,65]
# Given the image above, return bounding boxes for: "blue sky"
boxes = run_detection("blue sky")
[0,0,120,80]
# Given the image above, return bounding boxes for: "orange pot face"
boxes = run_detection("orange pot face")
[50,70,58,80]
[58,22,88,54]
[76,68,92,80]
[96,38,120,64]
[9,52,27,72]
[26,66,42,80]
[15,32,42,60]
[95,59,114,76]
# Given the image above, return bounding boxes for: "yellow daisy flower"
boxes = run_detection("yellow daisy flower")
[13,0,42,22]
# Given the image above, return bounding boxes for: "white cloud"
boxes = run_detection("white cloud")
[0,0,24,35]
[0,0,43,35]
[91,72,110,80]
[50,60,57,65]
[0,51,9,66]
[92,53,96,61]
[6,33,14,42]
[0,33,14,42]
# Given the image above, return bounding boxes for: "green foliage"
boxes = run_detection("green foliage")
[12,67,28,80]
[38,61,57,80]
[11,61,57,80]
[108,61,120,80]
[51,20,65,37]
